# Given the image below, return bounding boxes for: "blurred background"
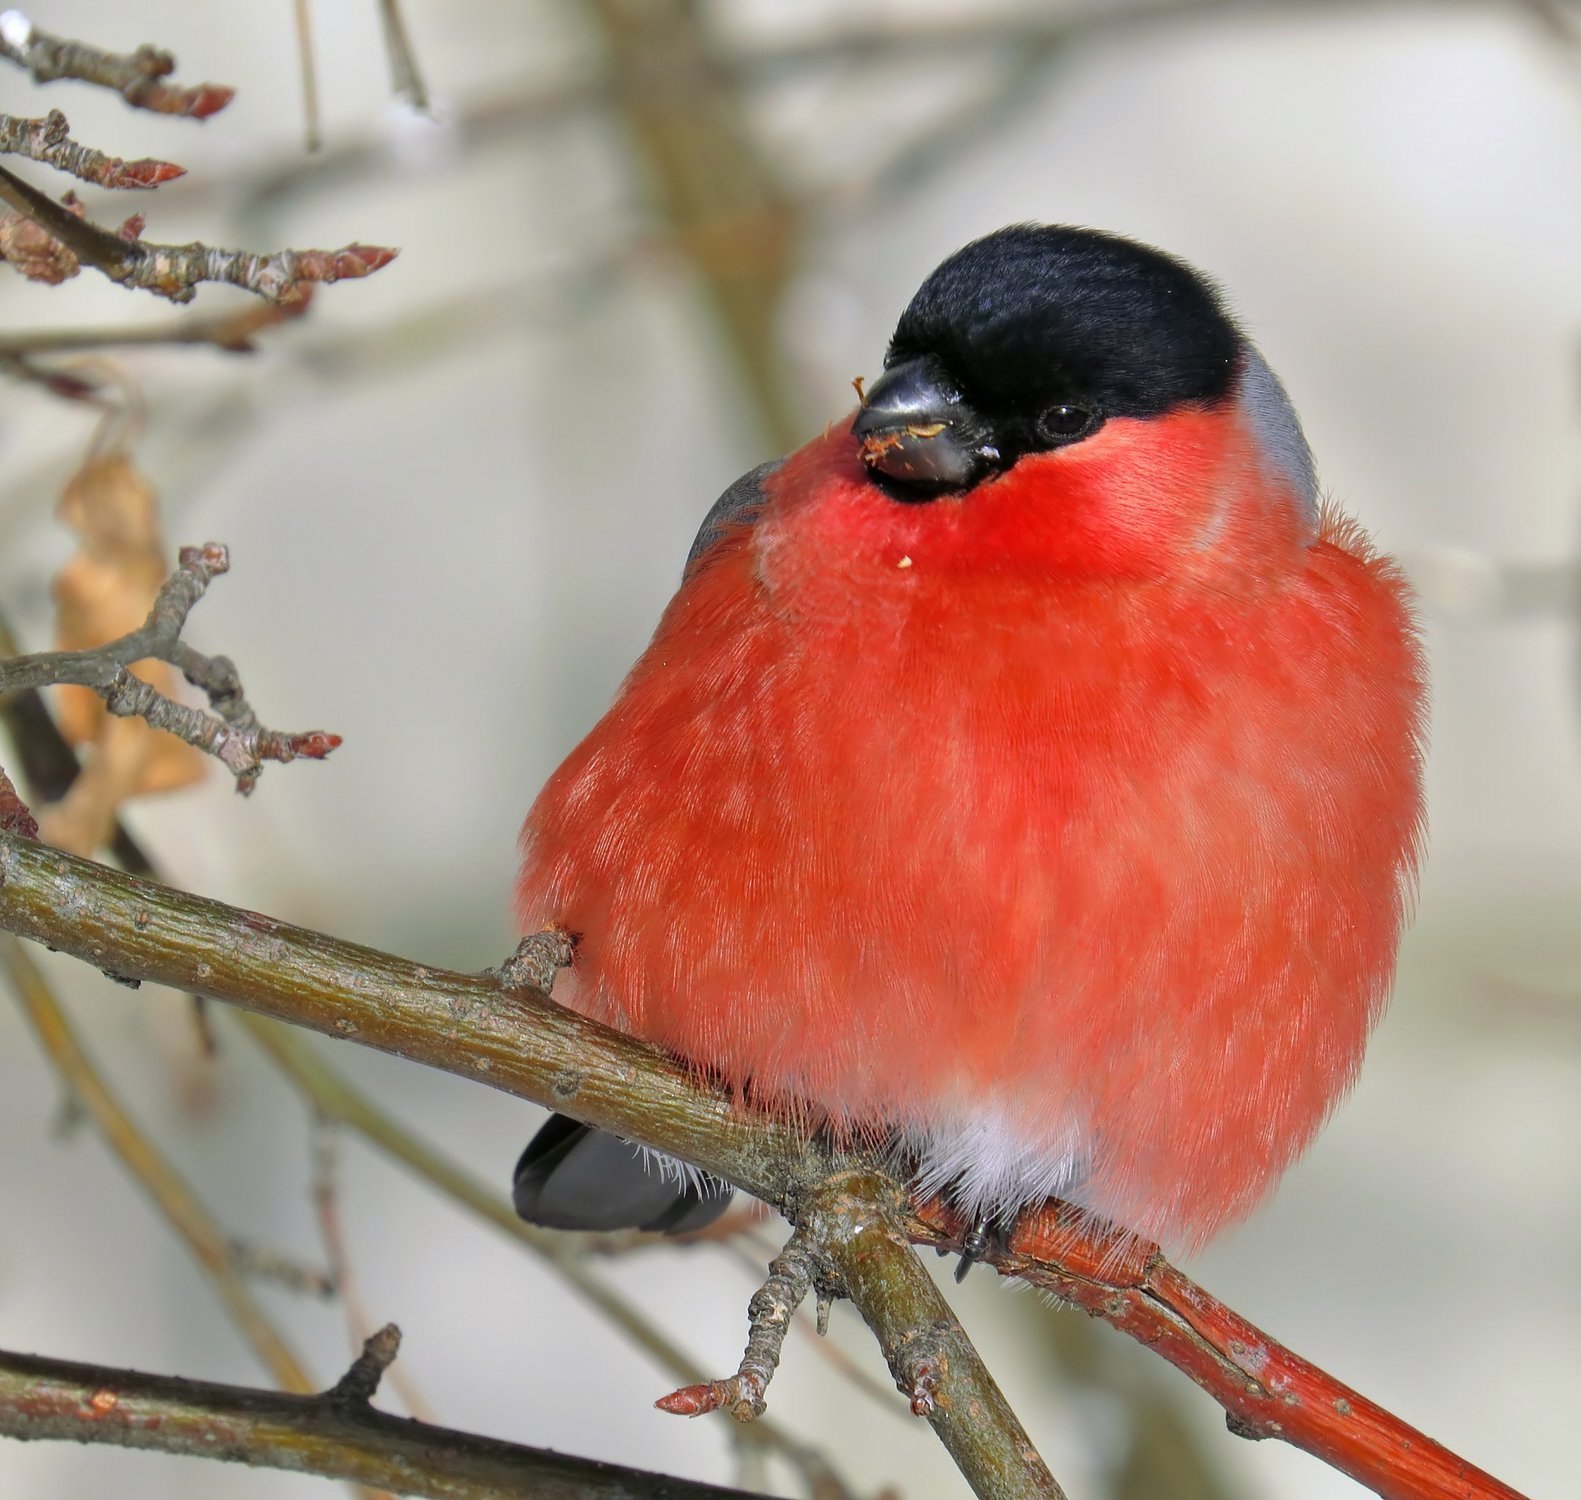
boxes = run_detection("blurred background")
[1,1,1579,1496]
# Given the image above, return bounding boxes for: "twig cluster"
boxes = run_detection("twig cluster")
[0,543,340,793]
[0,14,395,307]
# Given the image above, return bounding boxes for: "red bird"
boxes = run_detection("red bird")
[512,225,1426,1262]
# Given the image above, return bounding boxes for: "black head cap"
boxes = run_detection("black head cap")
[855,224,1243,496]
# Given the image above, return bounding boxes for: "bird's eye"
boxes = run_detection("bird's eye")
[1038,405,1100,444]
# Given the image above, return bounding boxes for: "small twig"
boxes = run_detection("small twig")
[328,1325,401,1405]
[228,1239,336,1299]
[292,0,321,153]
[0,109,183,187]
[377,0,430,111]
[0,296,307,359]
[0,160,396,303]
[494,926,576,993]
[711,1232,911,1420]
[0,1344,773,1500]
[0,542,341,793]
[313,1126,436,1422]
[0,10,234,117]
[656,1223,818,1422]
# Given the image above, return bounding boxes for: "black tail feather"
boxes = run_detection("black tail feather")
[512,1113,734,1234]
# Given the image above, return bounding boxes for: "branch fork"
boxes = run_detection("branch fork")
[0,542,341,793]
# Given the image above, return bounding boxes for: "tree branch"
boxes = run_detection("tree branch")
[0,109,183,188]
[0,832,1530,1500]
[0,10,233,117]
[0,160,396,303]
[0,543,340,793]
[0,1343,771,1500]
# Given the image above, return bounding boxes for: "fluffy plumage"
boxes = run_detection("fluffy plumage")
[514,225,1426,1252]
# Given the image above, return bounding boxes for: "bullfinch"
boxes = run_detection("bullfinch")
[510,224,1426,1264]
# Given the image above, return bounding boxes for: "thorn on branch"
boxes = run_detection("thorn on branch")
[327,1323,401,1405]
[0,11,235,118]
[0,108,184,187]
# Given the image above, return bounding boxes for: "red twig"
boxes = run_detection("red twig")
[0,11,233,118]
[912,1200,1529,1500]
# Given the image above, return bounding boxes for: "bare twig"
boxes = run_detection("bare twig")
[0,1344,773,1500]
[377,0,430,112]
[313,1126,436,1423]
[0,835,1530,1500]
[0,543,341,793]
[0,109,184,188]
[664,1175,1063,1495]
[0,10,233,117]
[657,1221,819,1422]
[328,1325,402,1404]
[0,160,395,303]
[291,0,321,154]
[0,296,307,359]
[0,607,154,876]
[228,1238,336,1299]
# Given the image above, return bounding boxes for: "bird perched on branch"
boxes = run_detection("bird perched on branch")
[511,224,1426,1264]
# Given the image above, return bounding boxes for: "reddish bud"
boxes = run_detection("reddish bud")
[183,85,236,120]
[0,771,39,840]
[654,1382,726,1417]
[110,159,186,189]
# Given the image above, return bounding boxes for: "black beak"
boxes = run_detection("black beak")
[852,356,996,496]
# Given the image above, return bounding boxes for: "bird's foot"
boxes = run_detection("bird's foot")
[954,1213,1016,1282]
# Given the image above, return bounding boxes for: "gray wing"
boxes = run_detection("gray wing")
[684,459,782,579]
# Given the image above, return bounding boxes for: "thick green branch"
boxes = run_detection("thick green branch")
[0,831,817,1204]
[806,1174,1065,1500]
